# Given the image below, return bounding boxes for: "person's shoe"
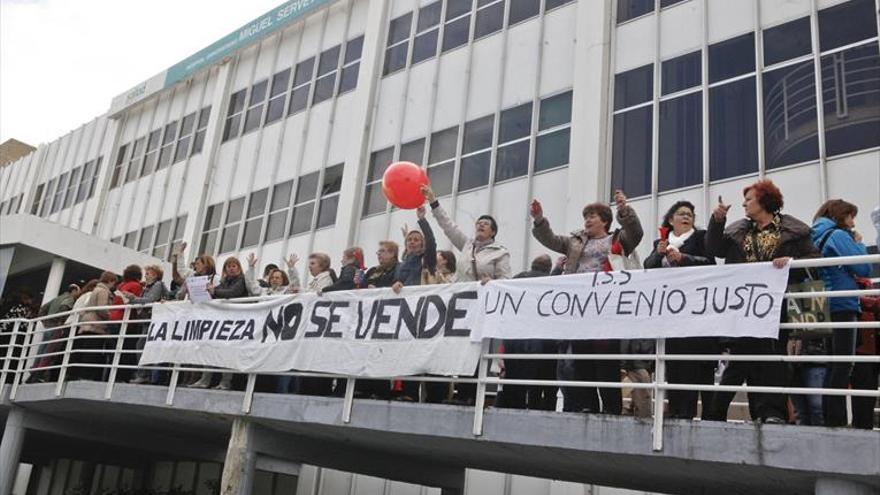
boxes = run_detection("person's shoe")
[189,379,210,389]
[26,374,46,384]
[129,376,149,384]
[214,382,232,391]
[763,416,785,424]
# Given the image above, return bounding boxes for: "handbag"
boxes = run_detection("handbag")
[786,273,832,340]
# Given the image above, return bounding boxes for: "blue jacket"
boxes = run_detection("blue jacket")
[811,217,870,313]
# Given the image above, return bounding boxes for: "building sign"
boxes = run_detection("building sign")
[110,0,335,115]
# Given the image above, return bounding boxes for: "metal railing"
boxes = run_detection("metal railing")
[1,255,878,452]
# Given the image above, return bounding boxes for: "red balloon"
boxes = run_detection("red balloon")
[382,161,429,209]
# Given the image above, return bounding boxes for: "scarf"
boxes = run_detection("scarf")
[668,228,694,250]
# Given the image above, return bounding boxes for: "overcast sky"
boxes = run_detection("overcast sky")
[1,0,284,146]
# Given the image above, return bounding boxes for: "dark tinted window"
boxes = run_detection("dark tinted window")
[369,147,395,182]
[463,115,495,153]
[388,13,413,45]
[317,195,339,228]
[248,188,268,217]
[339,64,360,93]
[293,58,315,86]
[427,162,455,196]
[475,2,504,39]
[495,140,531,182]
[271,181,293,210]
[345,36,365,64]
[709,32,755,83]
[660,0,686,7]
[539,91,573,130]
[659,92,702,191]
[418,2,443,30]
[545,0,575,10]
[318,46,341,76]
[763,61,819,168]
[535,128,570,172]
[662,51,701,95]
[270,69,291,97]
[312,74,336,104]
[458,152,491,191]
[226,197,245,223]
[509,0,541,25]
[617,0,654,23]
[430,127,459,163]
[821,44,880,157]
[614,64,653,110]
[819,0,877,52]
[296,172,320,205]
[446,0,473,20]
[400,139,426,164]
[611,106,652,197]
[362,183,386,216]
[249,80,268,104]
[763,17,811,66]
[709,77,758,180]
[412,30,440,64]
[321,165,344,196]
[499,102,533,143]
[442,16,471,52]
[384,44,409,75]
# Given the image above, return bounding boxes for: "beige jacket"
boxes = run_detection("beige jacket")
[307,271,335,293]
[431,204,511,281]
[78,283,114,335]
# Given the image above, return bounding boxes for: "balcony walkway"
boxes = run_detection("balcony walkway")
[3,381,879,495]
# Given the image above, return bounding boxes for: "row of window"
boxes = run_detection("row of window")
[222,34,365,142]
[611,0,880,197]
[617,0,687,24]
[111,215,188,261]
[0,194,23,216]
[363,89,573,217]
[199,164,343,256]
[111,106,212,189]
[384,0,575,76]
[29,157,103,218]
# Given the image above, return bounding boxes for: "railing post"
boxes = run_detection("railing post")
[0,320,21,398]
[105,306,131,399]
[242,373,257,413]
[342,376,356,424]
[10,321,37,401]
[56,312,80,397]
[166,364,181,405]
[652,338,667,452]
[472,339,492,436]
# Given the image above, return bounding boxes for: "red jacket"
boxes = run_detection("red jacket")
[109,280,143,321]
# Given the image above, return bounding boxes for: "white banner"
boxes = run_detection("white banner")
[472,262,790,341]
[141,282,482,377]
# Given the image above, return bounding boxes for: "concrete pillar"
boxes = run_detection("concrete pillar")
[0,408,26,495]
[220,418,256,495]
[42,257,67,303]
[815,478,879,495]
[0,247,14,296]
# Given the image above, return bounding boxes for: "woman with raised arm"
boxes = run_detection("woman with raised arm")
[643,201,716,420]
[246,253,301,296]
[529,190,643,415]
[703,179,816,424]
[422,185,511,283]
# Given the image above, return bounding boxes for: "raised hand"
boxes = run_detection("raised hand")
[246,253,258,268]
[772,256,791,269]
[172,241,187,258]
[656,238,669,255]
[421,184,436,203]
[614,190,627,210]
[286,254,299,268]
[713,195,732,222]
[529,199,543,220]
[416,206,426,220]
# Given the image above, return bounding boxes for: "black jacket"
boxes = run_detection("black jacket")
[644,229,714,269]
[706,213,817,283]
[213,275,248,300]
[364,263,399,288]
[323,263,358,292]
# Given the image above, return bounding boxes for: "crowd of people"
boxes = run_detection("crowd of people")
[1,179,879,429]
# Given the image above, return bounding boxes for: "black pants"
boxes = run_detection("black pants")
[296,377,335,396]
[666,337,719,419]
[823,311,859,427]
[117,323,143,383]
[496,339,557,410]
[851,360,879,429]
[704,337,787,421]
[70,333,107,381]
[569,340,622,414]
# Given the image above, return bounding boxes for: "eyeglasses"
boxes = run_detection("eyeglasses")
[674,211,694,218]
